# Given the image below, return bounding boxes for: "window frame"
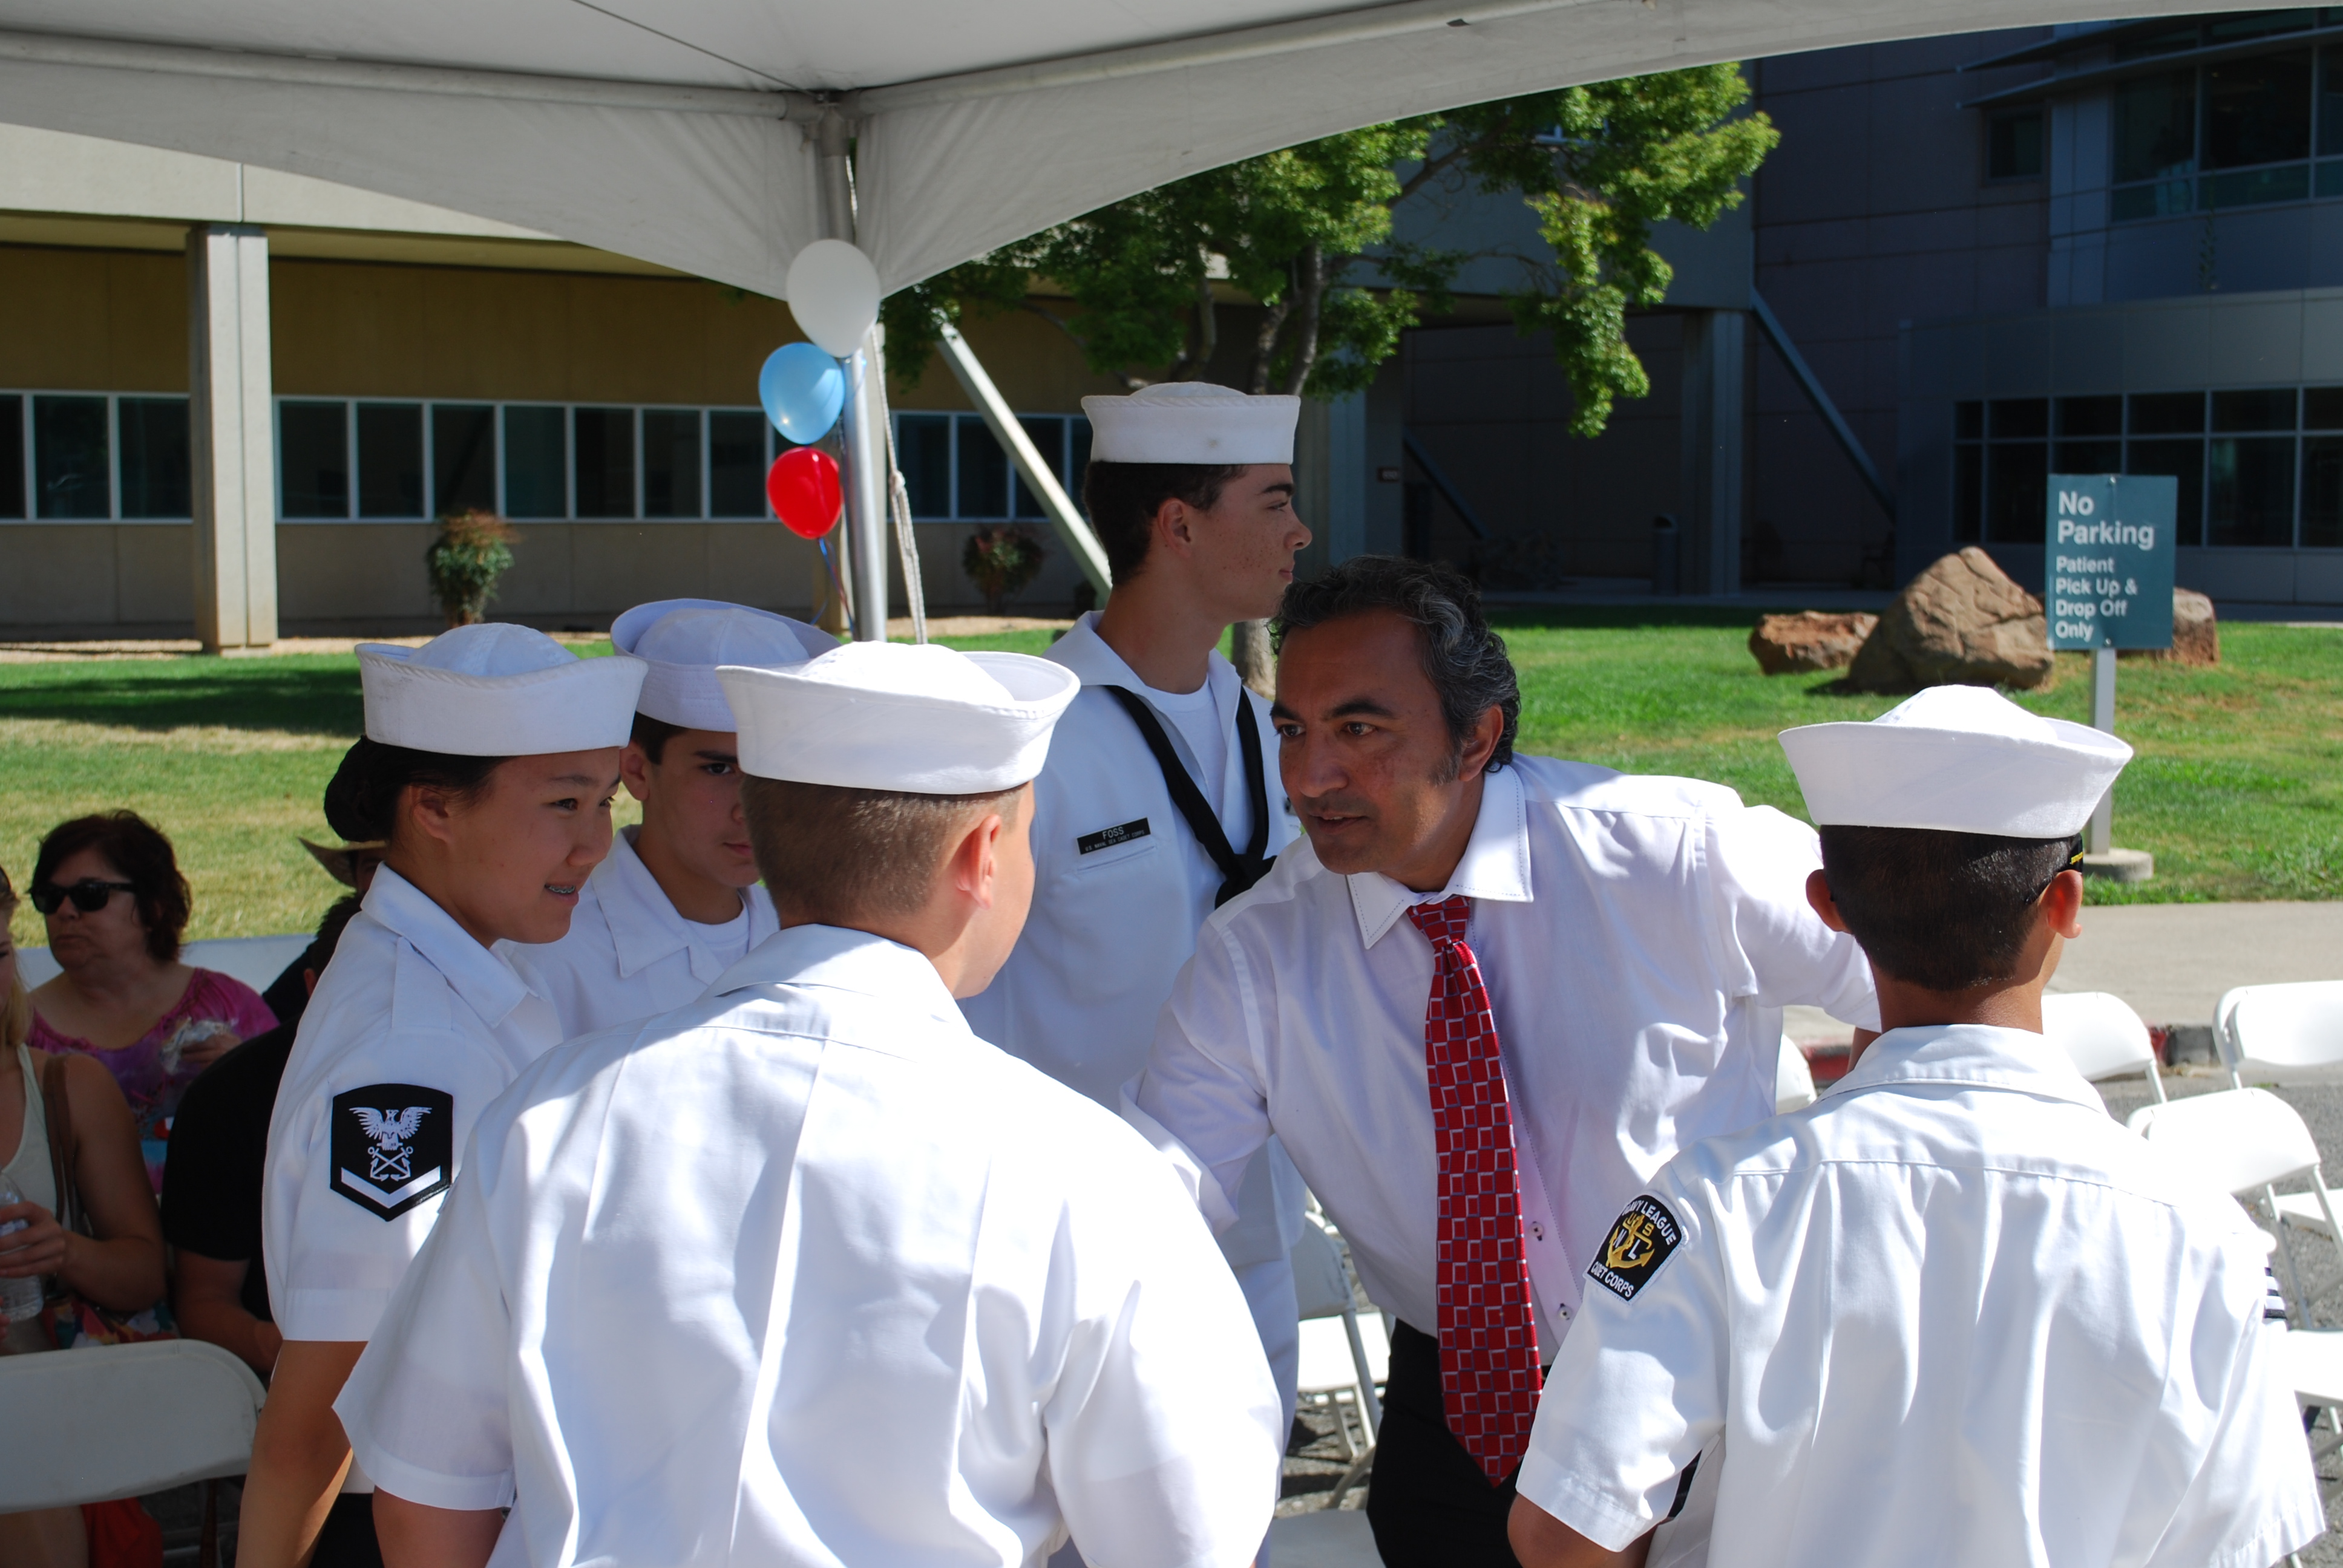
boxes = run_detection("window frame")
[890,410,1092,523]
[2107,40,2343,219]
[0,390,194,525]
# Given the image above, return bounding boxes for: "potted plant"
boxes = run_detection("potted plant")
[962,525,1046,615]
[425,510,520,627]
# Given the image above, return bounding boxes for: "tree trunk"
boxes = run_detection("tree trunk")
[1248,292,1294,395]
[1230,619,1276,700]
[1279,243,1325,397]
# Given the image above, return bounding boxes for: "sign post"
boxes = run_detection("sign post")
[2045,473,2175,882]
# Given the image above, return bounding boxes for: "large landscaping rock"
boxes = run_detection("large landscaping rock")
[1749,611,1879,675]
[2121,587,2220,667]
[1846,547,2054,693]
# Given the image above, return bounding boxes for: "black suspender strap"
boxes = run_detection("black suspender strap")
[1102,684,1273,907]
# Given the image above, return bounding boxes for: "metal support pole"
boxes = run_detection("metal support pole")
[936,322,1112,598]
[2088,644,2116,855]
[809,103,891,639]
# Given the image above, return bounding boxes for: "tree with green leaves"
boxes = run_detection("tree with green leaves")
[884,65,1777,438]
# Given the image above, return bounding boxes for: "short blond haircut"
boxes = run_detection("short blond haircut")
[742,776,1023,927]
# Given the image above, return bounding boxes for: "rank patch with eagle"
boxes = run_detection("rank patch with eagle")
[330,1084,453,1220]
[1588,1194,1683,1301]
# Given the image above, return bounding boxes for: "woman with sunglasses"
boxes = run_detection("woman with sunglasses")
[239,624,642,1568]
[27,812,277,1186]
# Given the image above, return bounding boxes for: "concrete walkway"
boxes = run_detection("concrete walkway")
[1785,898,2343,1048]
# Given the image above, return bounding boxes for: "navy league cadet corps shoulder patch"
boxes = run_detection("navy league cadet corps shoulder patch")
[1588,1194,1684,1301]
[330,1084,454,1221]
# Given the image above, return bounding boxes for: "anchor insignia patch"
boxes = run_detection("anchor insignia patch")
[330,1085,453,1220]
[1587,1194,1683,1301]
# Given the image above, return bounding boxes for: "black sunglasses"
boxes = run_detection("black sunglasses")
[31,878,137,915]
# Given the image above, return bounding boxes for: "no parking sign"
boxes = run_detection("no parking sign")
[2045,474,2177,652]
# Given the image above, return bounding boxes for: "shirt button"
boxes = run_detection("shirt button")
[1557,1304,1571,1320]
[1530,1222,1544,1241]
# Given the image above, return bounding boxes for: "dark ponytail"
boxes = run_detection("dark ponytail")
[325,738,506,844]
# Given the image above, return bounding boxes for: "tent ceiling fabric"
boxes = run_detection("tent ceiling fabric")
[0,0,2263,299]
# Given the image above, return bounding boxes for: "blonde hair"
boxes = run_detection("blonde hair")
[0,865,25,1053]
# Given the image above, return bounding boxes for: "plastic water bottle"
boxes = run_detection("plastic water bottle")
[0,1176,45,1322]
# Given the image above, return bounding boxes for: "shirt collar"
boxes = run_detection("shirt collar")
[704,923,969,1044]
[596,828,747,982]
[1821,1022,2106,1111]
[362,864,535,1028]
[1345,765,1534,949]
[1048,610,1234,697]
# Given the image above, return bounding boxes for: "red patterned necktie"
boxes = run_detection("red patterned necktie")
[1408,895,1542,1484]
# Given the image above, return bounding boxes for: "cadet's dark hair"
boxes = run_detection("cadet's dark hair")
[324,738,505,846]
[1273,555,1519,774]
[1817,826,2080,992]
[31,811,191,963]
[741,777,1024,926]
[1080,461,1250,585]
[631,712,686,765]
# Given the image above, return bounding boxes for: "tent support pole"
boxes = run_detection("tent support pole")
[936,323,1112,599]
[816,104,891,641]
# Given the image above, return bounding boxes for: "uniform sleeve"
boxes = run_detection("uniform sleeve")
[1517,1179,1726,1553]
[1126,924,1275,1233]
[336,1137,519,1513]
[1043,1151,1283,1568]
[1706,805,1878,1029]
[2140,1256,2325,1568]
[265,1029,514,1344]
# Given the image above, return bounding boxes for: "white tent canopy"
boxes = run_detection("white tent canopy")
[0,0,2244,301]
[0,0,2252,645]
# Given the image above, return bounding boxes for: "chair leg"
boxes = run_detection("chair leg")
[2269,1186,2315,1328]
[198,1480,218,1568]
[1322,1444,1376,1511]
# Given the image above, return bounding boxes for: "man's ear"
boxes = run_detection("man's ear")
[2041,867,2085,941]
[618,740,655,804]
[948,809,1007,910]
[1456,705,1505,783]
[1806,867,1851,934]
[1151,495,1196,561]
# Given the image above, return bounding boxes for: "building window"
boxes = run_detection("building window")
[1988,109,2045,178]
[275,399,773,521]
[117,398,190,520]
[0,396,22,520]
[2109,41,2343,218]
[34,396,112,520]
[1953,384,2343,548]
[894,411,1091,521]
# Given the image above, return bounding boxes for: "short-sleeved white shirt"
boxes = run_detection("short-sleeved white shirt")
[337,924,1283,1568]
[1130,757,1878,1347]
[962,613,1305,1271]
[501,826,779,1039]
[264,866,565,1344]
[1519,1023,2325,1568]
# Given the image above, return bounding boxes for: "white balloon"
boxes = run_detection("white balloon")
[786,239,882,358]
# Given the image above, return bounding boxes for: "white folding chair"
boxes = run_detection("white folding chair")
[2128,1088,2343,1513]
[1775,1034,1817,1114]
[0,1339,266,1511]
[2126,1087,2343,1328]
[2043,991,2164,1102]
[2217,980,2343,1088]
[1292,1218,1387,1457]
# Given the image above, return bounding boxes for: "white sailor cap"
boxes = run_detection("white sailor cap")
[717,641,1080,794]
[1780,684,2132,839]
[358,624,646,757]
[1081,381,1301,465]
[609,599,839,732]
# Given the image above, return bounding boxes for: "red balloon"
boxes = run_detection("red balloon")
[767,447,842,539]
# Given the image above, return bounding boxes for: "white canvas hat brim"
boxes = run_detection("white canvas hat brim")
[1081,391,1300,465]
[611,599,839,732]
[359,645,647,756]
[718,647,1079,793]
[1780,711,2132,837]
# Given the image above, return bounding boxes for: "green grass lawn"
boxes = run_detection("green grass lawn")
[4,612,2338,949]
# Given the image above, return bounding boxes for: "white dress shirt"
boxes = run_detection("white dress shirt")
[1520,1024,2325,1568]
[961,612,1305,1271]
[502,826,779,1039]
[1130,756,1878,1348]
[265,866,564,1345]
[338,925,1283,1568]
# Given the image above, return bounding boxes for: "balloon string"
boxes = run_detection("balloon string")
[818,534,857,639]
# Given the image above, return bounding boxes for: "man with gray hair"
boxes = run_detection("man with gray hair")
[1128,556,1878,1568]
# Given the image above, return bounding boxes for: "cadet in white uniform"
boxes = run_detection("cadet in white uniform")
[1510,685,2324,1568]
[338,639,1283,1568]
[503,599,833,1037]
[1127,557,1876,1568]
[960,384,1312,1480]
[243,624,643,1568]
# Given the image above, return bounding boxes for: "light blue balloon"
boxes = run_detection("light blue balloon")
[758,342,845,444]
